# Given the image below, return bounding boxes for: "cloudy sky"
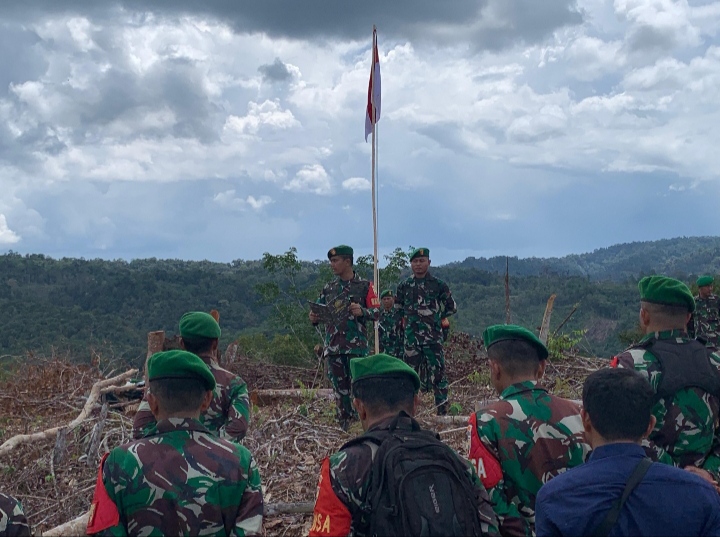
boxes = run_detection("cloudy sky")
[1,0,719,265]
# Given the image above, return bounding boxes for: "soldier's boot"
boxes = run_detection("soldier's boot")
[436,401,448,416]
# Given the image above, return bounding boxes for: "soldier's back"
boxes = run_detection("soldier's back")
[105,417,262,536]
[0,493,30,537]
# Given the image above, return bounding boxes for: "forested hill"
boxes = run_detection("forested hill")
[454,236,720,281]
[0,236,717,368]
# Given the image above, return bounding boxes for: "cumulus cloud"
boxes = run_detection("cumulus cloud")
[0,215,21,244]
[284,164,332,195]
[258,58,294,83]
[213,190,273,211]
[342,177,371,191]
[224,100,299,136]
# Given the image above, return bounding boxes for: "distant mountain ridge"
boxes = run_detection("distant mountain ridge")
[452,236,720,281]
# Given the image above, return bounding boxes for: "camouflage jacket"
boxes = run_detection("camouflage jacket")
[94,418,263,536]
[469,381,590,537]
[378,308,403,358]
[0,493,30,537]
[310,413,499,537]
[395,273,456,347]
[614,329,720,477]
[316,273,380,357]
[690,294,720,347]
[133,350,250,442]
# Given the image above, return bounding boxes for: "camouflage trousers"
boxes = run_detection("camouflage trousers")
[403,342,448,410]
[326,354,359,425]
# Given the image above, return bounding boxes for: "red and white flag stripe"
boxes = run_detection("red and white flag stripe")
[364,30,381,142]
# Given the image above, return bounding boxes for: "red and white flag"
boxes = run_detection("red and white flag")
[364,30,381,142]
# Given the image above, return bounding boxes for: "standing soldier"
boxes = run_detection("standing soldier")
[612,275,720,484]
[468,325,589,537]
[87,350,263,536]
[0,493,30,537]
[689,275,720,351]
[378,290,403,358]
[309,245,380,430]
[395,248,456,415]
[134,311,250,442]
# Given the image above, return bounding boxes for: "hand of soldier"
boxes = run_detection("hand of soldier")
[309,311,319,323]
[349,303,363,317]
[684,466,720,493]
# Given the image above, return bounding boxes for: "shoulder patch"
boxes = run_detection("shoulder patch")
[467,413,503,489]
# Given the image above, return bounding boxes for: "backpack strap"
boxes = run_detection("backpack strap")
[592,457,652,537]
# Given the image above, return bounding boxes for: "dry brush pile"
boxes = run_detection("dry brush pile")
[0,333,602,536]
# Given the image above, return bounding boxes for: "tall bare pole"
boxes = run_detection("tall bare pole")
[371,26,380,354]
[505,256,511,324]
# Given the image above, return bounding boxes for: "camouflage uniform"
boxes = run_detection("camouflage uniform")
[690,294,720,350]
[91,417,263,536]
[310,414,500,537]
[0,493,30,537]
[378,307,403,358]
[315,273,379,423]
[468,381,590,537]
[613,329,720,476]
[394,273,456,409]
[133,350,250,441]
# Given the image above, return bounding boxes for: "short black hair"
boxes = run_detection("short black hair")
[583,368,655,441]
[181,336,216,355]
[487,339,542,377]
[148,377,209,414]
[339,254,354,265]
[641,301,690,324]
[352,376,415,414]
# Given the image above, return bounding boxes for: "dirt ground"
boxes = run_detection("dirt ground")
[0,333,602,536]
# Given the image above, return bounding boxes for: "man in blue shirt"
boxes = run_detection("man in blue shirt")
[536,368,720,537]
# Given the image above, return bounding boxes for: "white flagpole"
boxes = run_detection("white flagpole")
[371,25,380,354]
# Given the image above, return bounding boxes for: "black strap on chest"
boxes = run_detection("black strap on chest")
[592,457,652,537]
[639,338,720,400]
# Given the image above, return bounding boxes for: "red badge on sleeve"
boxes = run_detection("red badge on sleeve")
[610,356,619,368]
[309,458,352,537]
[86,452,120,535]
[468,413,503,489]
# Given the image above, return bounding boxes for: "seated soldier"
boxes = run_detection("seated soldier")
[0,493,30,537]
[134,311,250,441]
[468,325,590,537]
[309,353,499,537]
[87,350,263,536]
[536,368,720,537]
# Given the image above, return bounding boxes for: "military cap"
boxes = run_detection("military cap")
[380,289,393,298]
[697,275,714,288]
[179,311,221,339]
[410,247,429,260]
[327,245,353,259]
[147,350,216,391]
[350,353,421,391]
[639,275,695,312]
[483,324,549,361]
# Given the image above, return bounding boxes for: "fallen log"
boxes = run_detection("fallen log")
[0,369,138,458]
[44,502,316,535]
[251,388,334,407]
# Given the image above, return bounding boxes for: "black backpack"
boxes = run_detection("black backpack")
[341,413,487,537]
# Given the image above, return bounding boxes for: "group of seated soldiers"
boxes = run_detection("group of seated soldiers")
[2,274,720,536]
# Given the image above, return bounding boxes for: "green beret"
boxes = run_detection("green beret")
[328,245,353,259]
[380,289,393,298]
[639,275,695,312]
[179,311,221,339]
[350,353,420,391]
[147,350,216,391]
[483,324,548,361]
[697,275,714,288]
[410,247,429,260]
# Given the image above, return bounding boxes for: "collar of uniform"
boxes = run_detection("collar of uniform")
[194,350,217,366]
[588,442,646,462]
[413,272,433,282]
[155,417,211,435]
[639,328,688,344]
[337,271,361,285]
[366,412,417,433]
[500,380,545,399]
